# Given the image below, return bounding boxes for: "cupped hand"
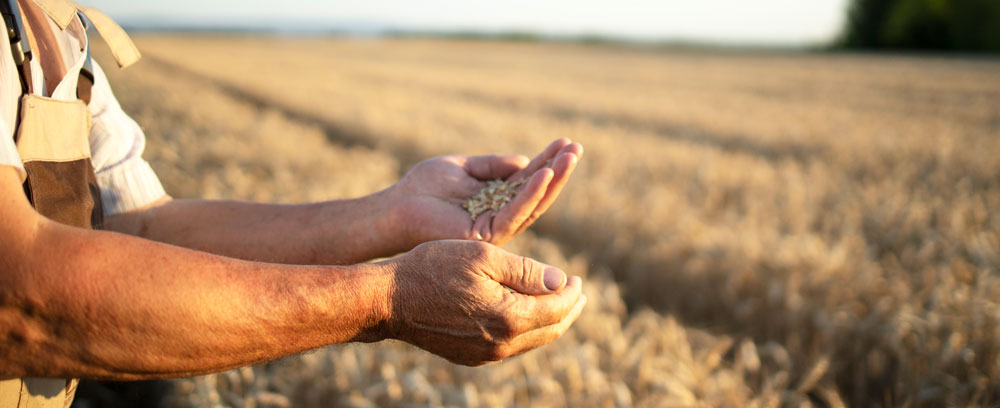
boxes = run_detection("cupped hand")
[392,138,583,247]
[381,240,586,366]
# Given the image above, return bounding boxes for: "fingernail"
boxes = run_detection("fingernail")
[543,268,566,291]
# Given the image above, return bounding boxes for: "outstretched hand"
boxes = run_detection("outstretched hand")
[392,138,582,247]
[381,240,586,366]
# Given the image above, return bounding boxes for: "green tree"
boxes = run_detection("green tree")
[840,0,1000,51]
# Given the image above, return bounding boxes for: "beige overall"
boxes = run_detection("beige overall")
[0,0,140,406]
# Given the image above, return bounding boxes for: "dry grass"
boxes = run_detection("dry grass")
[94,36,999,407]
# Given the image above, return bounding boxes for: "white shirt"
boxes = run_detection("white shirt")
[0,7,165,216]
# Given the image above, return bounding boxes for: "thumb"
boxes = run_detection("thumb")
[492,253,567,296]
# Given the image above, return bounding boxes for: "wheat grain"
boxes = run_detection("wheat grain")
[460,178,526,221]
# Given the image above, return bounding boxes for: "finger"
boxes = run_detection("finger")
[472,209,494,242]
[464,154,530,180]
[511,275,582,328]
[514,150,579,235]
[487,248,573,296]
[507,138,572,182]
[491,168,552,242]
[503,293,588,359]
[560,142,584,159]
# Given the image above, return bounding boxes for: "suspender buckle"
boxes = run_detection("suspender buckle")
[1,0,32,66]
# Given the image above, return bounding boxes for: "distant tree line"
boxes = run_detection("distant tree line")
[840,0,1000,51]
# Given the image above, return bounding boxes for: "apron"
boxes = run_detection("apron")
[0,0,140,406]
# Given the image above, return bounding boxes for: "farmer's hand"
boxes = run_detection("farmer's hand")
[392,138,582,247]
[379,240,586,366]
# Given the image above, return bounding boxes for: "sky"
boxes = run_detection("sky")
[79,0,850,47]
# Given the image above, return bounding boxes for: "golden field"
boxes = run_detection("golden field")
[93,36,999,407]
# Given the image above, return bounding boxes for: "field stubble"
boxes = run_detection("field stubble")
[94,36,999,407]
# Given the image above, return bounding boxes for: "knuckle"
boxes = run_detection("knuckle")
[547,327,564,344]
[495,313,521,340]
[485,344,509,362]
[540,307,562,327]
[520,256,541,287]
[487,156,497,176]
[466,240,493,258]
[456,241,492,266]
[513,257,531,289]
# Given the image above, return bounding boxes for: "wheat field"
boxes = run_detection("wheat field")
[92,36,999,407]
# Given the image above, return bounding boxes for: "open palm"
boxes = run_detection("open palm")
[393,138,582,247]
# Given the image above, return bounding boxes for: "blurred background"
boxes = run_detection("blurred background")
[77,1,998,407]
[86,0,1000,51]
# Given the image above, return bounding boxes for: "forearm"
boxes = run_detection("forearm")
[1,217,391,380]
[105,189,408,265]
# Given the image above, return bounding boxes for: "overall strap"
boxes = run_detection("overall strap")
[32,0,142,69]
[74,10,91,103]
[4,0,138,102]
[74,3,139,68]
[3,0,98,108]
[1,0,31,68]
[1,0,33,126]
[19,0,65,96]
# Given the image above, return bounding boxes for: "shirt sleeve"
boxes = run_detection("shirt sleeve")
[0,116,26,181]
[87,59,167,216]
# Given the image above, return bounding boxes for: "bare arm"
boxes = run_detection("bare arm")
[0,167,389,379]
[0,167,585,380]
[105,139,583,265]
[104,190,406,265]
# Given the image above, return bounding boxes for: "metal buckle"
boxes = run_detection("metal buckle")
[1,0,32,66]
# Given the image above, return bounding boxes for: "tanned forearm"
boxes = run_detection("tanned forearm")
[0,170,391,380]
[104,189,407,265]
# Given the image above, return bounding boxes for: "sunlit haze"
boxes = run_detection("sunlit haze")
[79,0,849,46]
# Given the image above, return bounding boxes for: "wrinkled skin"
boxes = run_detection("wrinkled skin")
[381,240,587,366]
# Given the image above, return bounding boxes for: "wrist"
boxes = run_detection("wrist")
[373,259,400,341]
[379,184,422,251]
[326,261,397,343]
[368,252,412,343]
[307,187,410,264]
